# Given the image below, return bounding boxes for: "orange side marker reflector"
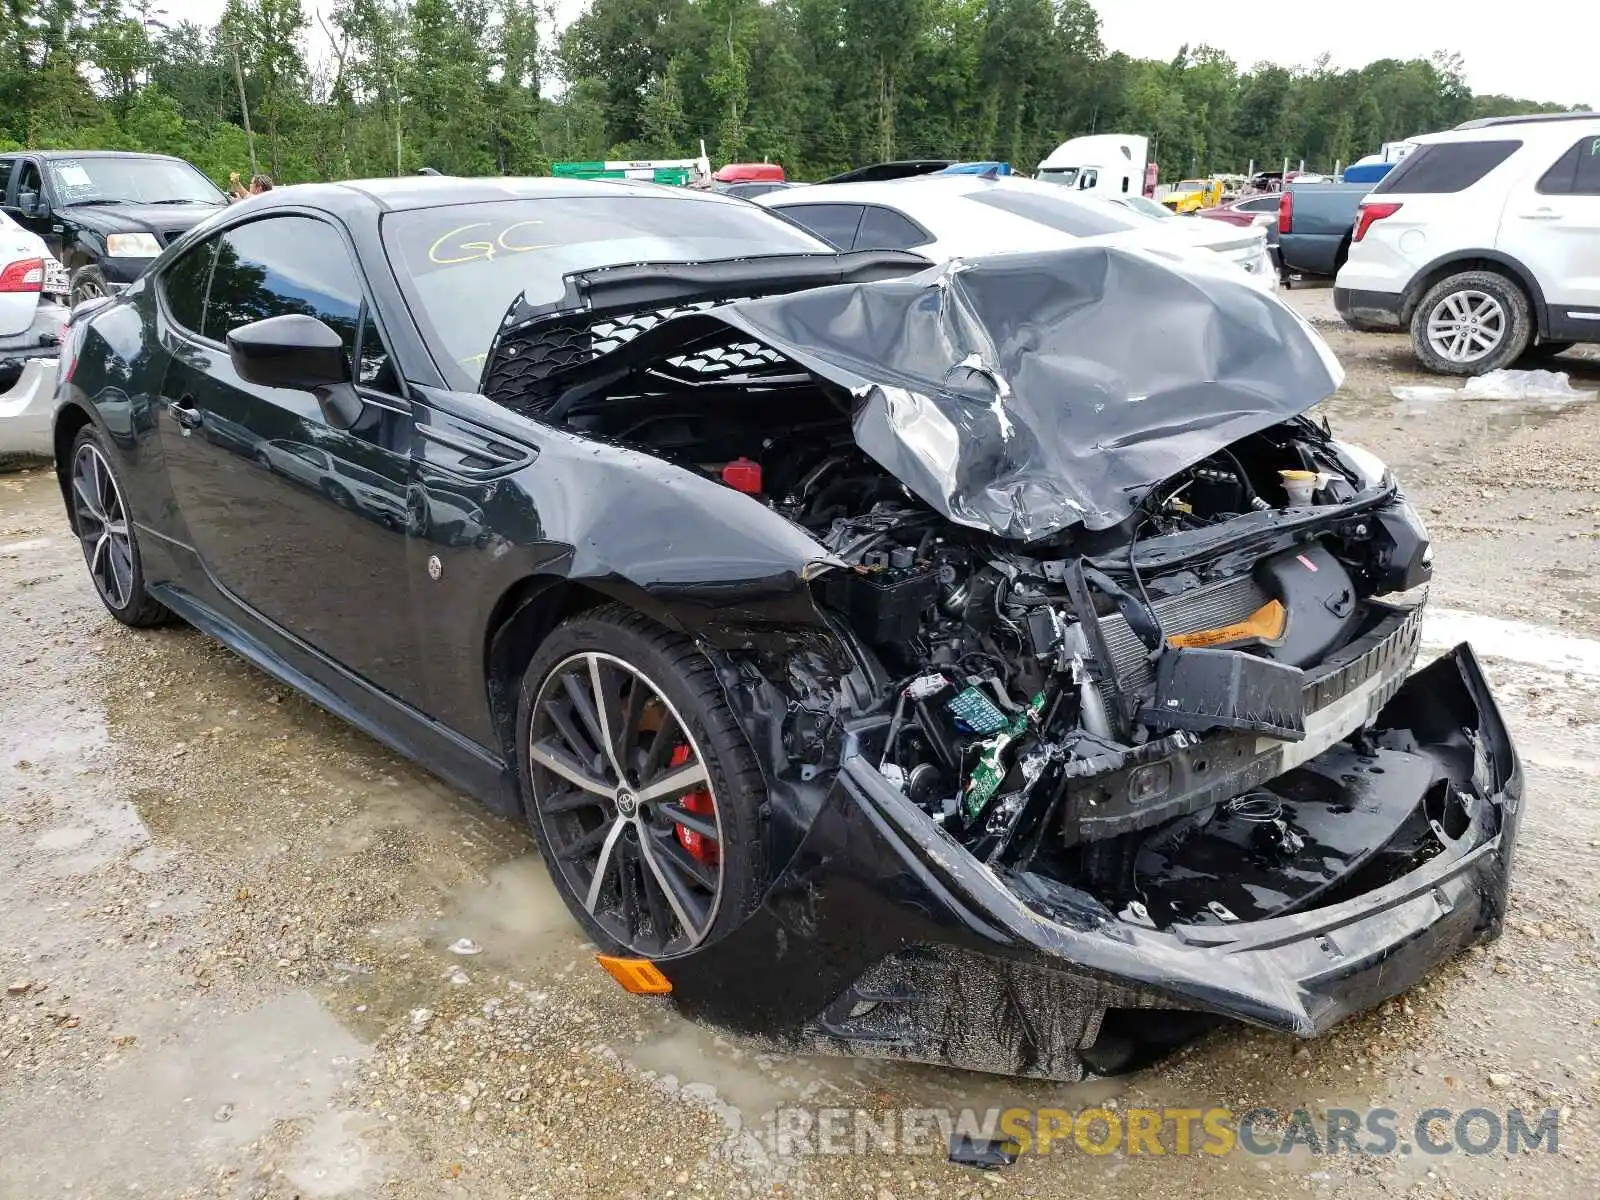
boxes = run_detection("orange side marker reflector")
[595,954,673,995]
[1167,599,1287,650]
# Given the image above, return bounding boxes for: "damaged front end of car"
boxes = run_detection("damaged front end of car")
[481,245,1522,1080]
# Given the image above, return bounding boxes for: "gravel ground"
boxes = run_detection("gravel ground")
[2,286,1597,1199]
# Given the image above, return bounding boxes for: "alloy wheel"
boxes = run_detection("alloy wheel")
[1426,290,1505,364]
[528,652,725,956]
[71,442,135,610]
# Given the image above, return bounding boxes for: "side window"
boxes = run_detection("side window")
[854,205,931,251]
[1371,139,1521,195]
[772,203,864,250]
[16,160,41,201]
[1538,136,1600,196]
[0,159,13,202]
[204,214,399,397]
[1578,138,1600,195]
[161,236,218,333]
[204,216,362,346]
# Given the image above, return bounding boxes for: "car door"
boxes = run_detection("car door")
[1498,134,1600,325]
[153,211,426,706]
[4,159,59,256]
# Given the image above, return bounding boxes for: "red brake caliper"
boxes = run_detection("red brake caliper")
[669,744,719,865]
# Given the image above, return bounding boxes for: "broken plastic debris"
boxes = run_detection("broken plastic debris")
[1391,369,1598,404]
[447,937,483,956]
[948,1131,1019,1170]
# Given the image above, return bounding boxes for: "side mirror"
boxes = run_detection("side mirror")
[227,314,364,429]
[17,191,45,218]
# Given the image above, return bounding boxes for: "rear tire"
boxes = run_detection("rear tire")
[515,605,768,959]
[1409,270,1532,376]
[68,426,171,628]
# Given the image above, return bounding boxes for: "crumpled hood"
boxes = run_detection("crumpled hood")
[711,245,1343,539]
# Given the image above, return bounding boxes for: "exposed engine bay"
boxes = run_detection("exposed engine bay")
[559,375,1440,933]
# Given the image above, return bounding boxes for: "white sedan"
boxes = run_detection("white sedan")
[756,174,1277,293]
[0,209,70,459]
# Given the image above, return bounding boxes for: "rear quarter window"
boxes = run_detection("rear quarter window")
[1537,135,1600,195]
[1370,140,1522,195]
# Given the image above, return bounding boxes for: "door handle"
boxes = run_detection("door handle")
[169,395,203,430]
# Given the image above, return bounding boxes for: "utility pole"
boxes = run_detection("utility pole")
[394,72,402,175]
[230,41,258,177]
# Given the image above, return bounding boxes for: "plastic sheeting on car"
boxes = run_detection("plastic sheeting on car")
[486,244,1345,542]
[711,246,1344,540]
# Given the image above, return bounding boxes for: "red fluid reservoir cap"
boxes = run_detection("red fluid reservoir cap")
[722,457,762,494]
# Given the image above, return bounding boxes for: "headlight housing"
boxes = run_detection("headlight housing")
[1332,439,1392,490]
[105,232,162,258]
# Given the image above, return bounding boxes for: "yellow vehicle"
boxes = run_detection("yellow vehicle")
[1160,177,1225,214]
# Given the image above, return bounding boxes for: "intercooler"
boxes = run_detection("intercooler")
[1095,572,1271,698]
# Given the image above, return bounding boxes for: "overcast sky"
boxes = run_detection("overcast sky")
[159,0,1596,108]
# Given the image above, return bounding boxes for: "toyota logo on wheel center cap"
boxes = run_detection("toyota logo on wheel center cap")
[616,790,638,817]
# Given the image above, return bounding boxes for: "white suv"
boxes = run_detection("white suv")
[1335,112,1600,375]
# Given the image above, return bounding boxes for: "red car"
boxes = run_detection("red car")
[1198,194,1282,227]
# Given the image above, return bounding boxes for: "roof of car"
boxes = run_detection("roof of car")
[0,149,193,161]
[757,173,1059,207]
[1416,113,1600,145]
[241,175,752,214]
[1454,111,1600,130]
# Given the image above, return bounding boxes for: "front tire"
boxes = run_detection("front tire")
[1410,270,1532,376]
[68,427,170,628]
[515,605,768,959]
[68,265,110,307]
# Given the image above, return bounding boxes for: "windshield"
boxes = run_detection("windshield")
[383,195,831,388]
[1174,180,1205,193]
[1034,167,1080,188]
[46,157,225,206]
[966,188,1144,238]
[1118,195,1172,220]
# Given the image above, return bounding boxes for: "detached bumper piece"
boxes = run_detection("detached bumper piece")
[664,646,1520,1080]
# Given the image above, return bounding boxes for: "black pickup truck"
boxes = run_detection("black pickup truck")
[1276,180,1373,280]
[0,150,229,304]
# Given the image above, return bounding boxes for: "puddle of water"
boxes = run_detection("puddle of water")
[1424,607,1600,676]
[435,854,579,970]
[0,991,374,1194]
[0,535,51,554]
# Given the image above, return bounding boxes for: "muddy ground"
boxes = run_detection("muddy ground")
[2,285,1597,1199]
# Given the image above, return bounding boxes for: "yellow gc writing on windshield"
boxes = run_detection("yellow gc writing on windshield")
[428,220,551,265]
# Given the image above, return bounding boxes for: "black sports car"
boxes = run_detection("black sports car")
[52,177,1522,1081]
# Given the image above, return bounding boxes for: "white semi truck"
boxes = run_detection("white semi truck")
[1035,135,1157,199]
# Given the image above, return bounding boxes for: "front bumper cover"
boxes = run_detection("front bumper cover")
[663,644,1520,1080]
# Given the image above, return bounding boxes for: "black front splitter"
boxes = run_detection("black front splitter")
[660,645,1521,1081]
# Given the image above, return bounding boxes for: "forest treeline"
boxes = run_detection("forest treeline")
[0,0,1586,187]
